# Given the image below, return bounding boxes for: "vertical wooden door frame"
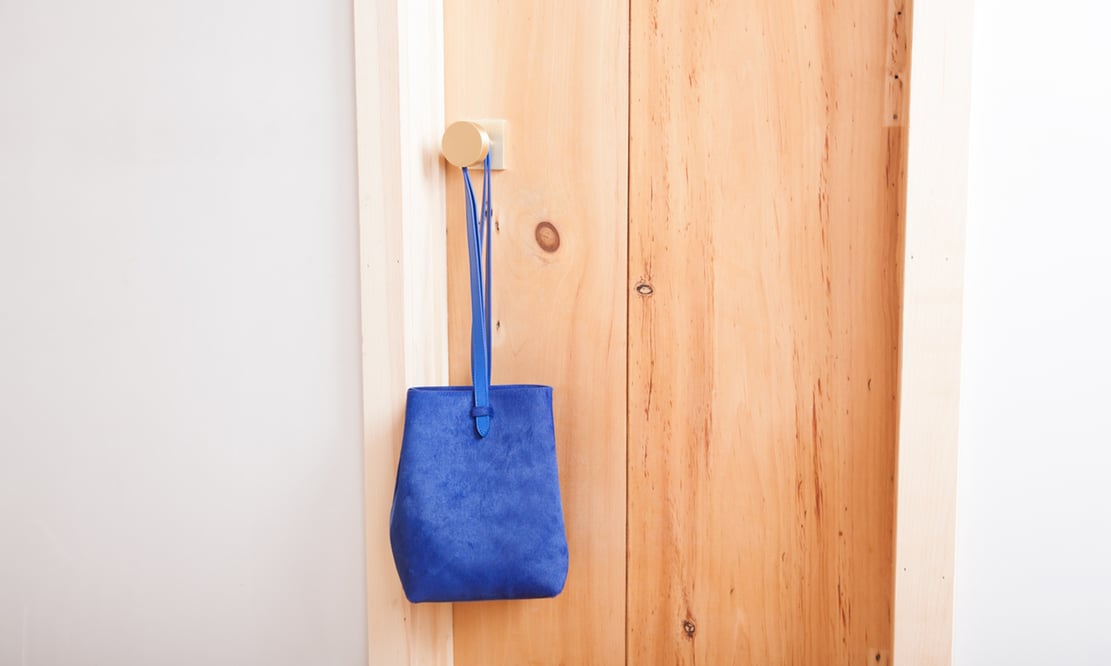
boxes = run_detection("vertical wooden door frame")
[353,0,453,663]
[893,0,975,664]
[354,0,975,662]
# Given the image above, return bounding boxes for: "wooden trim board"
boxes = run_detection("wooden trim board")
[892,0,975,663]
[353,0,452,663]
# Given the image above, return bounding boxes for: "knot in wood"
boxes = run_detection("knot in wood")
[534,221,560,253]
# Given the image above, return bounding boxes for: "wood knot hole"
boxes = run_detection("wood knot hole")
[635,282,654,296]
[534,221,560,253]
[682,620,696,638]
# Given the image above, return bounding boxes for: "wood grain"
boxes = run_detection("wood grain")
[442,2,629,664]
[893,0,973,661]
[627,0,908,663]
[353,0,452,662]
[885,0,910,127]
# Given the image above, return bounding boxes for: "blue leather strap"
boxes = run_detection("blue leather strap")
[461,154,493,437]
[482,159,492,382]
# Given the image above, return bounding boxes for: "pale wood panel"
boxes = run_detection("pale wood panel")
[353,0,452,662]
[893,0,974,661]
[443,2,629,665]
[628,0,908,663]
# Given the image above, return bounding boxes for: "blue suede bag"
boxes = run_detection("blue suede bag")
[389,154,569,603]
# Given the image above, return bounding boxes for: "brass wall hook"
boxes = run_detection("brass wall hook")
[441,119,507,170]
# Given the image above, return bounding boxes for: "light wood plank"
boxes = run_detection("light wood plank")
[442,2,629,664]
[353,0,452,662]
[892,0,974,662]
[628,0,908,662]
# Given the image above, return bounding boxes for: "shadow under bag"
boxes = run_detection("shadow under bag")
[389,154,569,603]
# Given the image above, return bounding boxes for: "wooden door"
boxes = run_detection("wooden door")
[626,0,906,663]
[442,0,907,663]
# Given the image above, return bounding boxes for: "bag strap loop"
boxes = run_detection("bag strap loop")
[461,154,493,437]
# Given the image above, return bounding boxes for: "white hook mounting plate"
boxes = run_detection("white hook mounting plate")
[474,119,507,170]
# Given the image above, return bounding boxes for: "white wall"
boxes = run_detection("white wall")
[954,0,1111,663]
[0,2,367,664]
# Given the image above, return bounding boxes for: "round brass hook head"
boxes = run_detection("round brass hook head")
[441,121,491,168]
